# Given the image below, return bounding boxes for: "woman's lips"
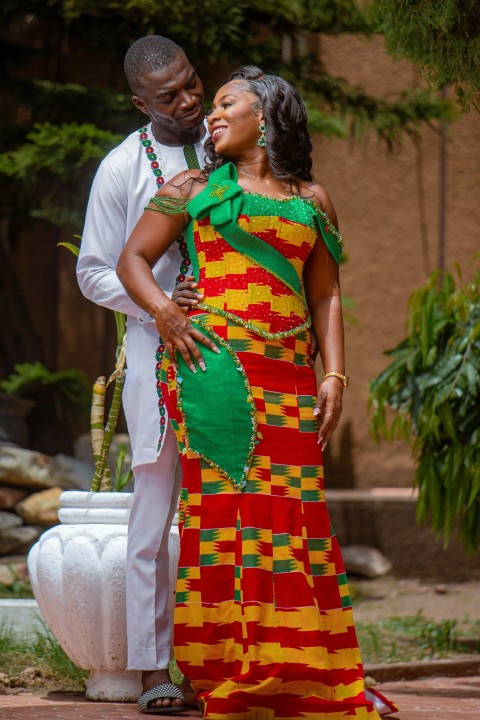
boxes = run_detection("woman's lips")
[211,126,227,142]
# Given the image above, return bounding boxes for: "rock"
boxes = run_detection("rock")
[0,446,93,490]
[0,485,29,509]
[0,446,54,489]
[10,666,40,688]
[51,454,94,491]
[0,672,9,687]
[0,526,40,556]
[0,555,29,583]
[75,432,132,474]
[16,487,63,526]
[0,565,15,585]
[0,510,22,531]
[435,583,448,594]
[342,544,393,578]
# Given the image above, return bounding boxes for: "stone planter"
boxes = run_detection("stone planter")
[27,490,180,702]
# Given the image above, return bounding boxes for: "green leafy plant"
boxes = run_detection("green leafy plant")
[373,0,480,110]
[0,123,123,228]
[369,264,480,551]
[1,362,91,455]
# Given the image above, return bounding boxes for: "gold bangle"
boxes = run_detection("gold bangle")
[324,371,349,388]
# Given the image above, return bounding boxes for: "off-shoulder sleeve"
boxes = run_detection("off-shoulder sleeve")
[304,199,344,265]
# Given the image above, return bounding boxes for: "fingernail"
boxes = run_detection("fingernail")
[321,441,327,451]
[199,361,206,372]
[313,408,320,416]
[213,346,221,354]
[317,436,322,445]
[192,300,198,304]
[171,363,177,372]
[189,364,197,374]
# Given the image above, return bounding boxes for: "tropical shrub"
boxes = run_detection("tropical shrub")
[369,265,480,551]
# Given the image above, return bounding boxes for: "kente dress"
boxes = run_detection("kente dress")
[153,163,382,720]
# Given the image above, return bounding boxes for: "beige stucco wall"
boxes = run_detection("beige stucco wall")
[314,35,480,487]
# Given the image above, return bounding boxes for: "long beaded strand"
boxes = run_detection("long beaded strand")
[138,125,195,448]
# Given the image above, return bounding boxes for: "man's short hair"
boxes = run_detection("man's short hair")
[124,35,184,93]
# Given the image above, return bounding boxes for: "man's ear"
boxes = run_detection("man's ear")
[132,95,149,117]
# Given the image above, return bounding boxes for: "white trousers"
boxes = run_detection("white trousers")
[126,424,182,670]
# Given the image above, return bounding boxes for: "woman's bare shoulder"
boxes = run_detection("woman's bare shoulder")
[154,169,206,200]
[301,181,339,229]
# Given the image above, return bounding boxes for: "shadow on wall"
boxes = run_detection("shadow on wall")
[324,420,356,489]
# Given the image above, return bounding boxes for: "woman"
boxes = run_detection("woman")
[117,66,397,719]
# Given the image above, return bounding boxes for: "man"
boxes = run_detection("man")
[77,35,206,712]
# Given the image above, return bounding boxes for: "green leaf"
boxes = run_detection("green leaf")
[369,263,480,550]
[57,241,80,258]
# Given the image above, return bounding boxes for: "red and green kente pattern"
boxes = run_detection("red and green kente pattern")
[161,320,380,720]
[158,194,380,718]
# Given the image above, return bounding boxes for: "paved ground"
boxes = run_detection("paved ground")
[1,676,480,720]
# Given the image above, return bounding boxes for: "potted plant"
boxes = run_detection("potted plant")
[27,244,180,701]
[369,265,480,553]
[1,362,91,455]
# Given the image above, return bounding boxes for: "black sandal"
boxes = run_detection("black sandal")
[137,682,192,715]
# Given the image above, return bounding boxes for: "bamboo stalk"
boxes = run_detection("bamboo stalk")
[90,376,112,491]
[90,372,125,492]
[91,376,106,461]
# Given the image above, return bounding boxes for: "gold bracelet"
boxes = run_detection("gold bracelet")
[324,371,349,388]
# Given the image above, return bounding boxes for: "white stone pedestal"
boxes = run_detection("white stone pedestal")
[27,490,179,702]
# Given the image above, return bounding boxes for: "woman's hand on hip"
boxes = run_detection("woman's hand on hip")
[314,377,343,451]
[155,300,219,373]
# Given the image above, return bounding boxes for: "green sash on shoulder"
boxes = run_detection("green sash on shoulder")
[187,163,304,300]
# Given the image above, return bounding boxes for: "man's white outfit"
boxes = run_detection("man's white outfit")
[77,125,205,670]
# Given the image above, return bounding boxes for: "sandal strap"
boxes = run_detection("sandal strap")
[138,683,186,712]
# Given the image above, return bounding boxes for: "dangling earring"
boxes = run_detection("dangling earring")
[257,121,267,148]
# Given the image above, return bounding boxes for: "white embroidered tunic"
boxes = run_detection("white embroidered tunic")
[77,123,206,468]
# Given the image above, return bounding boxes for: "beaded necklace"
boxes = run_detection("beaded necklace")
[137,124,193,284]
[138,124,197,448]
[138,125,165,188]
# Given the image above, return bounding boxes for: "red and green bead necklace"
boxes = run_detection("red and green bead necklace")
[138,125,195,447]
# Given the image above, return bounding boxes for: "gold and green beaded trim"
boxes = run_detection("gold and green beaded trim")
[241,190,344,252]
[145,196,190,214]
[196,303,312,341]
[303,198,344,251]
[175,317,258,492]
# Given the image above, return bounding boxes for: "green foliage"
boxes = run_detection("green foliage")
[373,0,480,110]
[114,443,134,491]
[307,76,455,147]
[0,625,87,690]
[355,612,478,663]
[369,265,480,551]
[0,0,455,233]
[0,581,34,599]
[0,123,122,228]
[1,361,91,434]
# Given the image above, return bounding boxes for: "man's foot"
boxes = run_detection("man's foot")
[141,670,186,710]
[178,676,197,708]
